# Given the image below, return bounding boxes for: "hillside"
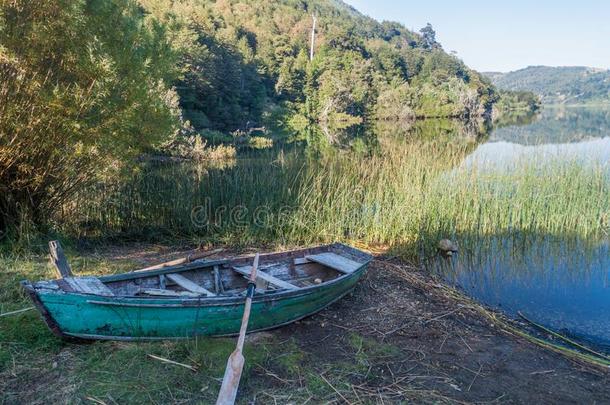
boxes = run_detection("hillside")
[485,66,610,105]
[0,0,500,231]
[140,0,498,132]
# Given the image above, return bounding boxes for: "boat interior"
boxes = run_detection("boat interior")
[35,244,371,298]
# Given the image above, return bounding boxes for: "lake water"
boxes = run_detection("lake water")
[431,106,610,350]
[463,107,610,171]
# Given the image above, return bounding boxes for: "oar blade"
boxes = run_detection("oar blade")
[216,350,245,405]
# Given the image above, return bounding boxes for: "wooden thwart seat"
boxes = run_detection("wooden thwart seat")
[232,266,299,290]
[166,274,216,297]
[305,253,362,274]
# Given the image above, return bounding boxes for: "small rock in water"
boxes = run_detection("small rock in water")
[438,239,458,254]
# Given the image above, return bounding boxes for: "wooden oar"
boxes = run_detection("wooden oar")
[216,253,260,405]
[134,248,224,272]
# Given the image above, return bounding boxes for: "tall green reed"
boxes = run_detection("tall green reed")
[54,136,609,257]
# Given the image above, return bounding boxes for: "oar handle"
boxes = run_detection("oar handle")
[248,254,259,283]
[236,254,259,352]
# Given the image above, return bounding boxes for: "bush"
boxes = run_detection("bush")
[0,0,178,234]
[248,136,274,149]
[375,82,416,122]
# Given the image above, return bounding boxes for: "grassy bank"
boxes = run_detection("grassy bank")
[0,252,438,403]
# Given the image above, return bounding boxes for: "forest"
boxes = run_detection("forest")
[137,0,500,131]
[0,0,518,237]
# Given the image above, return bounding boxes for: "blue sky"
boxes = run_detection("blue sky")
[343,0,610,72]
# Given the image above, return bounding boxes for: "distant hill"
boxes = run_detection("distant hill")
[484,66,610,104]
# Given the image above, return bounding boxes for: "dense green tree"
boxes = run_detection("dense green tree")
[275,49,309,101]
[140,0,268,131]
[0,0,178,232]
[419,23,439,50]
[367,39,409,83]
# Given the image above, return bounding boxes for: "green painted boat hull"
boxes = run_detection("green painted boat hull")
[23,252,368,340]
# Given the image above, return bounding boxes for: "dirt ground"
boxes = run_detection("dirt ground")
[2,244,609,404]
[276,256,610,404]
[110,245,610,403]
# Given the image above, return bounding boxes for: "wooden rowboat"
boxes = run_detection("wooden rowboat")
[22,243,372,341]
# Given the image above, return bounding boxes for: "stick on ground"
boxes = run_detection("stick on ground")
[0,307,34,317]
[147,354,198,372]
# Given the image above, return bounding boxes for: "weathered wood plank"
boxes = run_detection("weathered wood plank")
[305,253,362,274]
[64,277,114,296]
[135,248,224,272]
[99,259,230,283]
[166,274,216,296]
[0,307,35,317]
[232,266,299,290]
[213,266,223,294]
[49,240,73,278]
[294,257,311,265]
[140,288,200,298]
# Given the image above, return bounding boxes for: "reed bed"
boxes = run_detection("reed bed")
[55,137,610,257]
[284,141,609,255]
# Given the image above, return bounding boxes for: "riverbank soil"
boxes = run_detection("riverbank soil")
[1,244,608,403]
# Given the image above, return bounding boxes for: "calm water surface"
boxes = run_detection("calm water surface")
[432,106,610,349]
[464,107,610,171]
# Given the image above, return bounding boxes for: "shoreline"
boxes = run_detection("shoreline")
[1,243,608,403]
